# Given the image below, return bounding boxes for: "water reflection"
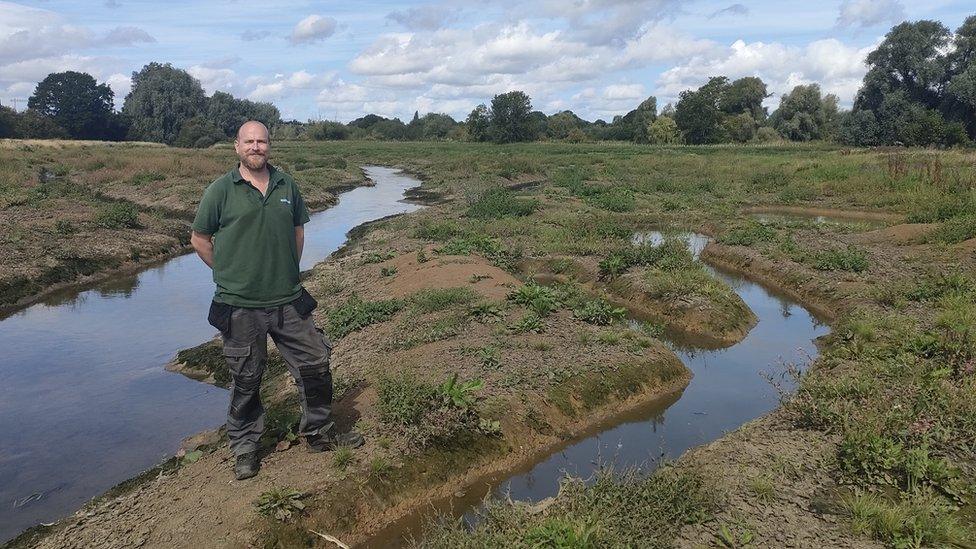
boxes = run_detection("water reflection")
[0,166,423,543]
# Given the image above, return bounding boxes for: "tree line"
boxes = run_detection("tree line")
[2,15,973,148]
[0,63,280,147]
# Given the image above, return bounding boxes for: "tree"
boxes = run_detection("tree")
[122,62,207,144]
[674,77,728,144]
[371,118,408,140]
[606,96,657,142]
[489,91,533,143]
[466,104,491,142]
[723,112,758,143]
[419,113,457,140]
[770,84,840,141]
[647,115,681,144]
[16,110,68,138]
[28,71,115,140]
[206,91,280,137]
[546,110,583,140]
[174,116,227,148]
[0,105,17,138]
[719,76,769,122]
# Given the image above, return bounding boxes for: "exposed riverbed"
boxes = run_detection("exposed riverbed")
[0,167,421,543]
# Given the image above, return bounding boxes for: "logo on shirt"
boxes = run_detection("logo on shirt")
[280,198,291,205]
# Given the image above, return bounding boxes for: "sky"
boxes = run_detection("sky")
[0,1,973,123]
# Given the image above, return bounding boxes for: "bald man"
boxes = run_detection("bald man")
[191,121,362,480]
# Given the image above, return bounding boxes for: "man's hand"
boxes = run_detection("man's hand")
[191,231,215,268]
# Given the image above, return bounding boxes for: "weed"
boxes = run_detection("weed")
[812,246,869,272]
[509,312,545,334]
[476,345,501,369]
[94,202,140,229]
[718,222,776,246]
[524,516,599,548]
[466,187,539,219]
[54,219,76,235]
[715,521,755,548]
[748,476,775,502]
[508,282,561,316]
[572,297,626,325]
[332,445,354,471]
[416,248,429,263]
[363,250,395,263]
[930,215,976,244]
[467,301,505,322]
[254,488,307,522]
[376,372,437,427]
[437,373,485,409]
[414,220,463,242]
[842,491,970,548]
[326,295,402,339]
[380,266,397,277]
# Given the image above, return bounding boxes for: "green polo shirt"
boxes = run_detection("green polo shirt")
[192,164,310,308]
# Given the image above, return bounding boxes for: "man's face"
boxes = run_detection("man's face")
[235,124,270,171]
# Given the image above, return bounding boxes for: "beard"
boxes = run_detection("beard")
[240,152,267,171]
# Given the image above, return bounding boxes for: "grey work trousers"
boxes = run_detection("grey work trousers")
[221,304,334,456]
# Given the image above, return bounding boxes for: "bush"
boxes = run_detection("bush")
[94,202,140,229]
[466,187,539,219]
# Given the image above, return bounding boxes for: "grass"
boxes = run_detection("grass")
[325,295,402,339]
[409,287,480,313]
[422,465,715,548]
[465,187,539,219]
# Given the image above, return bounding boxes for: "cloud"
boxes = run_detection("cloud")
[709,4,749,19]
[289,14,337,45]
[656,37,877,107]
[187,65,237,94]
[836,0,906,29]
[240,29,271,41]
[248,70,335,101]
[104,0,121,8]
[386,6,459,31]
[99,26,155,46]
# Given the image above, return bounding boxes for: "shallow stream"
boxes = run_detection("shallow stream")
[0,167,421,542]
[368,230,830,547]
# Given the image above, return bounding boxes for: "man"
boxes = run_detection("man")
[191,121,362,480]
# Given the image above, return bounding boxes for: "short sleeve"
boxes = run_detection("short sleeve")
[293,186,310,226]
[192,182,222,234]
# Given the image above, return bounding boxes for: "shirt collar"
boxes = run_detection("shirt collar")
[232,163,284,185]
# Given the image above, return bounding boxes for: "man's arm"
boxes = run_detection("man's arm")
[191,231,215,268]
[295,225,305,263]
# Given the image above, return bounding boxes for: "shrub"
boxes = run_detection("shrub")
[466,187,539,219]
[94,202,140,229]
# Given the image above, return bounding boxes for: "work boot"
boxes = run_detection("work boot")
[234,451,260,480]
[305,430,365,452]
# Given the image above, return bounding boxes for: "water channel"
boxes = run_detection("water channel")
[0,167,422,543]
[369,230,830,547]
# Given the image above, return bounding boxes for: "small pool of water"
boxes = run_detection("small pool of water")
[0,166,422,543]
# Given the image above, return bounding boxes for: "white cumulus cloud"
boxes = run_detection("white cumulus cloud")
[289,15,337,45]
[836,0,906,29]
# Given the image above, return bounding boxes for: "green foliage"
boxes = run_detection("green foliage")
[380,265,397,277]
[326,295,402,339]
[332,445,354,471]
[254,488,306,522]
[718,222,776,246]
[129,171,165,186]
[770,84,840,142]
[94,202,140,229]
[490,91,535,143]
[572,297,626,325]
[509,312,545,334]
[467,301,505,323]
[647,115,682,144]
[437,373,485,409]
[843,491,970,548]
[524,517,599,548]
[508,283,561,317]
[206,90,281,137]
[28,71,117,140]
[812,246,869,272]
[122,62,207,144]
[466,187,539,219]
[362,250,395,263]
[174,116,226,148]
[598,238,694,279]
[930,216,976,244]
[376,372,437,427]
[308,121,350,140]
[54,220,76,235]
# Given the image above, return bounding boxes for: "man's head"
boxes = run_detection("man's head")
[235,121,270,171]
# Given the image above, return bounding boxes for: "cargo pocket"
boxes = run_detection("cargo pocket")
[315,327,332,362]
[222,345,253,377]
